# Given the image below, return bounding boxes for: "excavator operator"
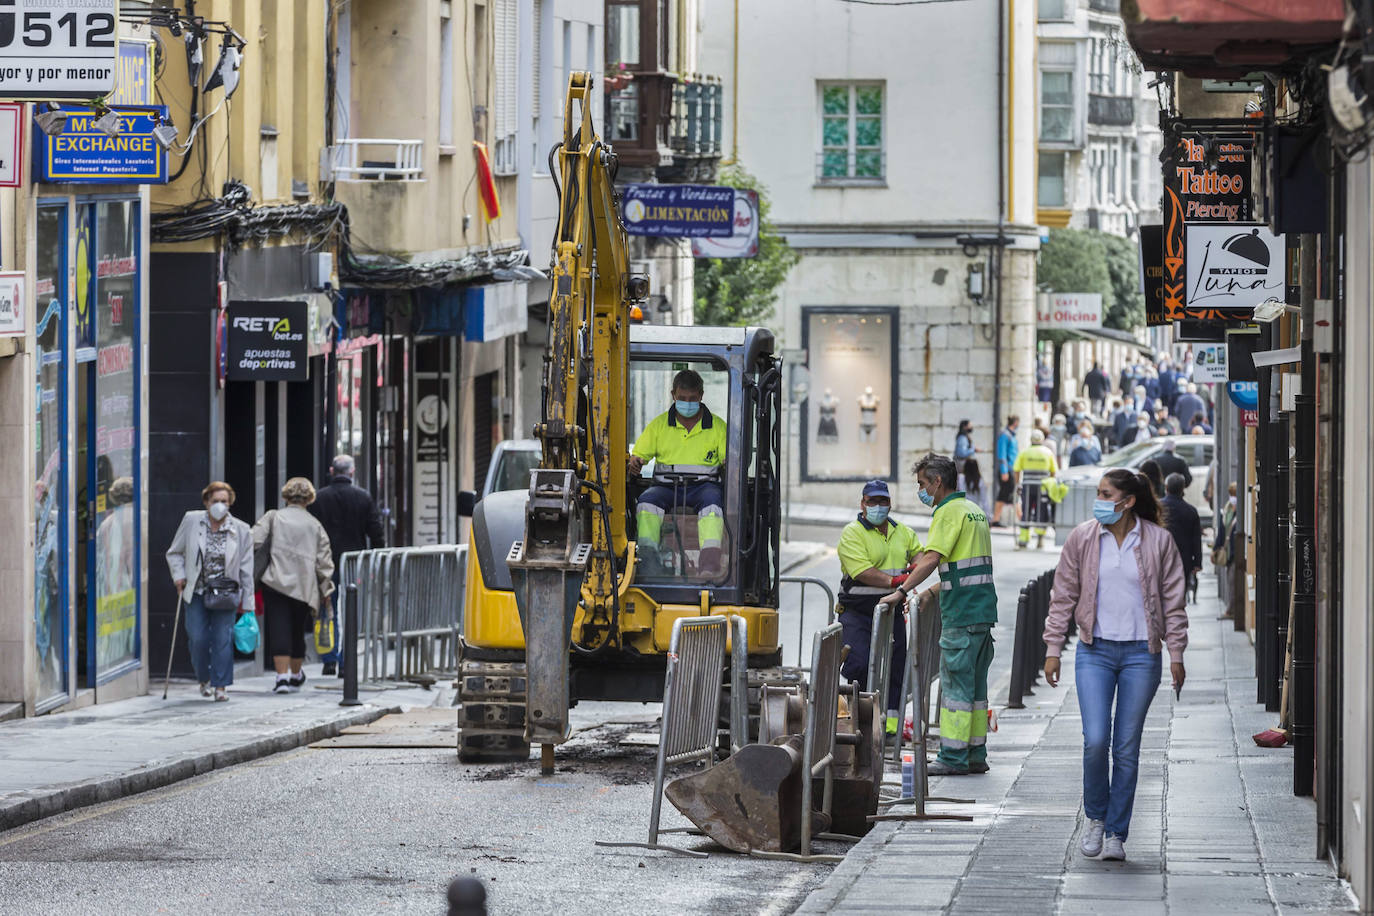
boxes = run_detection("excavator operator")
[626,369,726,576]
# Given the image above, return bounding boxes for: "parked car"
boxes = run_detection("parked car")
[1057,434,1214,524]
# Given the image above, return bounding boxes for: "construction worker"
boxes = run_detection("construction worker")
[1014,429,1059,549]
[883,453,997,776]
[837,479,922,737]
[628,369,726,575]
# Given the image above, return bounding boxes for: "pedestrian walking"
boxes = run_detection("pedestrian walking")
[1047,413,1070,460]
[1042,468,1188,862]
[883,453,997,776]
[1162,474,1203,603]
[1152,406,1181,438]
[1083,362,1111,416]
[1139,460,1165,499]
[954,420,978,461]
[1173,383,1205,431]
[992,416,1020,528]
[308,455,385,676]
[1068,420,1103,468]
[1013,429,1059,549]
[1109,399,1131,449]
[1153,438,1192,486]
[165,481,255,702]
[1129,384,1152,417]
[836,479,922,736]
[959,457,990,514]
[1036,356,1054,410]
[253,478,335,695]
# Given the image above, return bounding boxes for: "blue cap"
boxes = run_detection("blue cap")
[862,479,890,498]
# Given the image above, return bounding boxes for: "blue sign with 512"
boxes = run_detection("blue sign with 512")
[36,105,168,184]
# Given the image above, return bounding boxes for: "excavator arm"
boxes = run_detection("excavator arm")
[507,72,648,768]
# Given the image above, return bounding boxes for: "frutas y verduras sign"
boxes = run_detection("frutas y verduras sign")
[621,183,735,238]
[1160,129,1259,324]
[1036,292,1102,330]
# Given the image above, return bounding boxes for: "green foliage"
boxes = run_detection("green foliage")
[692,165,799,327]
[1037,227,1145,332]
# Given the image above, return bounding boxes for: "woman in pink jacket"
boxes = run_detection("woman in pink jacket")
[1043,468,1188,863]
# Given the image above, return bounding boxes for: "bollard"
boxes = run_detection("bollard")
[447,875,487,916]
[1007,589,1029,709]
[340,582,362,707]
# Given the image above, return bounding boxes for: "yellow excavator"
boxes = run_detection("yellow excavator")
[457,72,786,770]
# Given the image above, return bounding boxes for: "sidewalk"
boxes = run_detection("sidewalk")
[0,670,442,832]
[799,575,1356,915]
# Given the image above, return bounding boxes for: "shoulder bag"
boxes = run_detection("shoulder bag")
[202,576,242,611]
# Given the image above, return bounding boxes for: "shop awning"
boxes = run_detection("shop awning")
[1122,0,1345,77]
[1040,323,1154,356]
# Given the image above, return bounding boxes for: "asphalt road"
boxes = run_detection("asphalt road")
[0,527,1059,916]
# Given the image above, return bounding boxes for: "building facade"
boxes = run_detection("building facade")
[700,0,1039,505]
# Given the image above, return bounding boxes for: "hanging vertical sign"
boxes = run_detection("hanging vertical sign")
[1139,224,1165,326]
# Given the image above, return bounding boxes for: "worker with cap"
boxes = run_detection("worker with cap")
[837,478,922,737]
[628,369,727,576]
[882,453,997,776]
[1013,428,1059,549]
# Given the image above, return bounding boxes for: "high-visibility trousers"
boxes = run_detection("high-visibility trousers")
[937,622,995,770]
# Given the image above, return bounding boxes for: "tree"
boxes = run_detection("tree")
[692,165,799,326]
[1037,227,1144,332]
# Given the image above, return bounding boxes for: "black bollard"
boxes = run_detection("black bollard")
[447,875,487,916]
[340,582,362,707]
[1007,590,1029,709]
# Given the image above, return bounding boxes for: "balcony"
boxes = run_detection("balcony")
[321,139,424,182]
[660,75,724,183]
[1088,94,1135,127]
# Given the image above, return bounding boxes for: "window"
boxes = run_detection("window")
[1040,70,1074,143]
[1039,151,1067,207]
[492,0,518,174]
[818,82,884,182]
[1038,0,1071,20]
[608,2,639,68]
[439,12,454,147]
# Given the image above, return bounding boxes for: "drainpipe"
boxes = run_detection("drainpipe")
[991,0,1006,454]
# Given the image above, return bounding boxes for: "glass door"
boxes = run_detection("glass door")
[34,202,68,710]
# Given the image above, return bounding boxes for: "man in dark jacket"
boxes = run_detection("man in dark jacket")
[309,455,386,675]
[1083,363,1110,416]
[1153,438,1192,486]
[1162,474,1203,602]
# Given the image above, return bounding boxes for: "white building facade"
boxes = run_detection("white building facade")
[699,0,1040,506]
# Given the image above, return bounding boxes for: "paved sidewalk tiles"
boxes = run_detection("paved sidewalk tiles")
[798,575,1356,914]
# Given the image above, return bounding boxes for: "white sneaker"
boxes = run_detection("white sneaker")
[1101,834,1126,861]
[1080,819,1105,857]
[273,677,292,695]
[199,682,212,697]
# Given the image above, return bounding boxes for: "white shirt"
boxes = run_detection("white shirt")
[1093,520,1149,641]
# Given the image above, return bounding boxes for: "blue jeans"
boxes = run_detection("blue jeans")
[1075,638,1162,841]
[184,593,236,688]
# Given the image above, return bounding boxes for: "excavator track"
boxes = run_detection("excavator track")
[457,659,531,762]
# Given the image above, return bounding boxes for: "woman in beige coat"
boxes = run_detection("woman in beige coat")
[253,478,334,694]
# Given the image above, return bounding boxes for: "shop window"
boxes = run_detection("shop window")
[818,82,885,183]
[801,308,897,482]
[34,203,68,709]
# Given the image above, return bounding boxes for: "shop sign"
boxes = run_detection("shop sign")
[1161,127,1257,322]
[1241,408,1258,427]
[690,189,760,258]
[1138,224,1165,326]
[1184,225,1284,317]
[110,41,153,106]
[1192,344,1228,382]
[464,281,527,342]
[36,105,169,184]
[0,102,21,186]
[413,376,451,546]
[1227,380,1259,410]
[621,183,735,238]
[0,270,22,337]
[225,301,309,381]
[0,0,119,100]
[1036,292,1102,330]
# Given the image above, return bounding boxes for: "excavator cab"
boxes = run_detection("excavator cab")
[457,325,783,761]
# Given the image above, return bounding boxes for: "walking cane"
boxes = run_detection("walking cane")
[162,593,185,700]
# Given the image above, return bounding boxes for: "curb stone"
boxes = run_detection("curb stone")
[0,704,399,833]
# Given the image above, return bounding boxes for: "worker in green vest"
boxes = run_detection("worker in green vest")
[837,479,923,736]
[1014,428,1060,549]
[883,452,997,776]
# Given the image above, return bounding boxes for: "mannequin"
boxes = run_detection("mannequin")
[817,387,839,442]
[857,386,880,443]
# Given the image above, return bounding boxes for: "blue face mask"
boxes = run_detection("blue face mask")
[675,399,701,418]
[865,505,889,525]
[1093,498,1123,526]
[917,488,936,507]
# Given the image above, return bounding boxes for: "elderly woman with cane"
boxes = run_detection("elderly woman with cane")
[165,481,255,701]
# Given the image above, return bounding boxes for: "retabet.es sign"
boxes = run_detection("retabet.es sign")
[225,301,309,382]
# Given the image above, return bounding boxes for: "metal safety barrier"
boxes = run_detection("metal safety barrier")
[867,600,895,719]
[1007,566,1059,708]
[338,545,467,684]
[780,575,837,669]
[597,615,729,858]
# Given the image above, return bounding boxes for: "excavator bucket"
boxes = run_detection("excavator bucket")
[664,736,830,853]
